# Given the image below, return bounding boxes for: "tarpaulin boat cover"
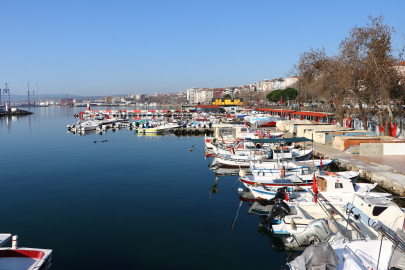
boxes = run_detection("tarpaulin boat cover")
[289,242,339,270]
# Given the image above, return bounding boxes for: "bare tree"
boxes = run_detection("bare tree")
[351,16,403,134]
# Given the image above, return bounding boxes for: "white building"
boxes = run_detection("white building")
[194,91,202,104]
[262,79,272,92]
[186,87,198,103]
[285,76,299,88]
[271,78,285,90]
[250,81,263,92]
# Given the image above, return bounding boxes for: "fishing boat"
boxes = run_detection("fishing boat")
[215,146,313,168]
[154,121,182,132]
[204,124,283,149]
[137,127,165,134]
[287,200,405,269]
[259,121,277,128]
[0,234,52,270]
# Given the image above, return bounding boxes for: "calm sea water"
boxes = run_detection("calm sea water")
[0,107,289,270]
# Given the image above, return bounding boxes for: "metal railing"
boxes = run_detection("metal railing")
[344,245,365,270]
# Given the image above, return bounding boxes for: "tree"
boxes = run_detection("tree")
[224,94,231,98]
[266,88,298,102]
[295,16,405,129]
[347,15,403,134]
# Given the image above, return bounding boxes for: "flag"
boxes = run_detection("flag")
[320,156,324,169]
[313,174,318,203]
[335,97,337,107]
[280,97,283,105]
[284,192,289,202]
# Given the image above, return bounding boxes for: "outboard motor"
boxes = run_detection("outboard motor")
[260,200,290,226]
[284,218,331,248]
[259,187,287,206]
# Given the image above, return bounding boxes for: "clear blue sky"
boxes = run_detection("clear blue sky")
[1,0,404,96]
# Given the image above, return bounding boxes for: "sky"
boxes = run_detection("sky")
[1,0,405,96]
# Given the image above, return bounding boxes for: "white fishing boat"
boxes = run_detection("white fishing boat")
[204,124,283,149]
[247,173,378,202]
[324,170,361,183]
[79,120,99,131]
[298,159,335,168]
[0,234,52,270]
[287,200,405,269]
[154,122,182,132]
[215,147,313,168]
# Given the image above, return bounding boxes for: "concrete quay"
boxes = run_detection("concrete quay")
[281,132,405,196]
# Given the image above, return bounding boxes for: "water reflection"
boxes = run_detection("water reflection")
[205,152,304,266]
[0,114,30,134]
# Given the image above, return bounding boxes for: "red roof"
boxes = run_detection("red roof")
[395,61,405,66]
[195,105,219,108]
[256,108,295,113]
[292,111,334,117]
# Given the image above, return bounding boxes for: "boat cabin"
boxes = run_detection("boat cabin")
[213,124,258,141]
[316,175,354,193]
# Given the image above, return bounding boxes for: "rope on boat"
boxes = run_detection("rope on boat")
[231,201,243,229]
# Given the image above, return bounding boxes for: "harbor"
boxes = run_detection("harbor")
[2,2,405,269]
[1,106,405,270]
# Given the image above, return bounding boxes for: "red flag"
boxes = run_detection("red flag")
[313,174,317,193]
[280,97,283,105]
[284,192,289,202]
[320,156,324,169]
[313,174,318,203]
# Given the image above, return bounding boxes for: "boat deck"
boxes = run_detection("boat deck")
[0,257,41,270]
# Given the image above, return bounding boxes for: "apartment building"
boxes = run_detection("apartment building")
[271,78,285,90]
[187,87,198,103]
[285,76,299,88]
[262,79,272,92]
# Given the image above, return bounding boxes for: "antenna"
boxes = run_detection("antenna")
[27,82,30,107]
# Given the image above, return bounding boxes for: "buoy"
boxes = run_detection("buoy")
[290,219,295,230]
[239,170,247,177]
[238,188,243,193]
[189,149,192,152]
[94,141,96,143]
